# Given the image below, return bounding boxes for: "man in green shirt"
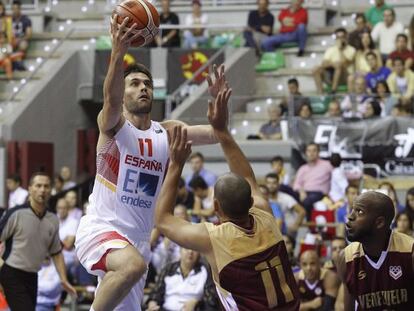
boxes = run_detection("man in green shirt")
[365,0,392,27]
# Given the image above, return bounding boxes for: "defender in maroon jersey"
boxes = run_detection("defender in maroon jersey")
[336,191,414,311]
[155,78,300,310]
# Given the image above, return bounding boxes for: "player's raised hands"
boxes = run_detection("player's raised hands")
[207,88,232,132]
[110,15,142,54]
[169,126,192,166]
[206,64,229,98]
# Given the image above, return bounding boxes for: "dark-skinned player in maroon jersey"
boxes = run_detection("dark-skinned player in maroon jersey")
[155,80,300,310]
[336,191,414,311]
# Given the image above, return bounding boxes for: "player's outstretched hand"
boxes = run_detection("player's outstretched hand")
[207,88,232,132]
[169,126,192,167]
[207,64,229,98]
[110,14,142,54]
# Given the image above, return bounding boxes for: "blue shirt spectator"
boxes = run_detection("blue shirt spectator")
[185,152,217,189]
[365,66,391,91]
[36,259,62,311]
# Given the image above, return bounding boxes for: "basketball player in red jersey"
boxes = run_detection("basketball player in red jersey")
[296,250,339,310]
[336,191,414,311]
[75,16,229,311]
[155,86,300,310]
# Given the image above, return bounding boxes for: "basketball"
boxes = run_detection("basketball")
[112,0,160,47]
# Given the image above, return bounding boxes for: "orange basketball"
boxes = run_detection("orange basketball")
[112,0,160,47]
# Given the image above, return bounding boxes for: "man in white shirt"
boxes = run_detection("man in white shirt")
[64,190,82,221]
[6,174,28,209]
[266,173,306,236]
[56,198,80,273]
[60,166,76,190]
[371,8,404,57]
[183,0,209,49]
[313,28,356,94]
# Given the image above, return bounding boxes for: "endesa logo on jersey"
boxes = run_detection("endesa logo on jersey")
[121,169,160,209]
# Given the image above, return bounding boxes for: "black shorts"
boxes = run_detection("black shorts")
[0,263,37,311]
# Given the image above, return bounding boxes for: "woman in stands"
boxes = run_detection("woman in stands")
[404,187,414,228]
[395,212,414,237]
[374,80,397,115]
[348,31,382,92]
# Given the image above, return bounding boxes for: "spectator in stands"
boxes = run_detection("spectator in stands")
[325,100,342,117]
[243,0,274,55]
[391,101,413,116]
[60,166,76,190]
[297,102,313,119]
[0,35,11,80]
[340,76,371,118]
[313,28,356,94]
[258,103,282,140]
[329,153,348,204]
[371,8,404,59]
[147,248,210,311]
[11,0,31,67]
[410,15,414,51]
[259,184,284,232]
[51,174,64,196]
[363,100,382,118]
[183,0,209,49]
[349,13,370,49]
[374,80,396,115]
[378,181,404,213]
[293,143,333,218]
[404,187,414,226]
[64,190,82,221]
[280,78,311,116]
[266,173,306,236]
[296,250,338,311]
[353,32,382,80]
[0,2,13,45]
[365,51,391,92]
[386,34,414,70]
[6,173,28,209]
[185,152,217,188]
[188,176,215,222]
[56,198,80,278]
[270,155,290,185]
[36,258,62,311]
[156,0,180,47]
[336,185,359,236]
[261,0,308,57]
[283,235,300,273]
[151,205,188,274]
[387,57,414,100]
[395,212,413,237]
[365,0,392,27]
[324,237,346,272]
[176,177,200,212]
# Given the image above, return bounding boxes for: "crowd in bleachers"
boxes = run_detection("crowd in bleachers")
[0,0,31,79]
[4,139,414,310]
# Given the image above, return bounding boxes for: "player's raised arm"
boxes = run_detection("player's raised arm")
[154,126,211,254]
[208,88,272,215]
[161,64,228,145]
[98,15,141,134]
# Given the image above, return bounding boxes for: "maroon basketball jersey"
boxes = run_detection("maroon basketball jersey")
[204,207,300,311]
[344,231,414,310]
[297,269,327,302]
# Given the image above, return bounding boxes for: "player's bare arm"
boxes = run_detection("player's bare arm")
[208,87,272,215]
[161,64,228,145]
[98,15,142,145]
[322,269,340,311]
[155,126,212,254]
[335,250,354,311]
